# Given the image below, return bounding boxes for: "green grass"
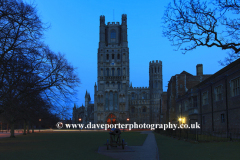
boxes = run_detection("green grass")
[155,133,240,160]
[0,131,147,160]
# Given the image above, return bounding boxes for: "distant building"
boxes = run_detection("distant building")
[72,14,167,125]
[166,64,212,123]
[173,58,240,132]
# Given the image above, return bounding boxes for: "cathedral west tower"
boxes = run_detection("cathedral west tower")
[94,14,130,124]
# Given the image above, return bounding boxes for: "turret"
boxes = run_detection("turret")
[121,14,128,46]
[149,60,163,91]
[94,82,97,94]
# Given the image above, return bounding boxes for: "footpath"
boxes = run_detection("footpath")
[98,131,159,160]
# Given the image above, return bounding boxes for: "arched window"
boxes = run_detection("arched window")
[112,68,115,76]
[118,82,121,90]
[117,68,120,76]
[105,92,109,110]
[109,91,113,110]
[106,54,109,60]
[111,30,116,39]
[112,54,114,59]
[131,93,135,100]
[158,67,159,73]
[142,92,146,99]
[155,67,156,73]
[131,107,135,113]
[142,107,147,112]
[106,68,109,76]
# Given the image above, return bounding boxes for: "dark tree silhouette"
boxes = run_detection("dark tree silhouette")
[0,0,80,137]
[163,0,240,65]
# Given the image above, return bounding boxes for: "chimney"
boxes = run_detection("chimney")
[196,64,203,76]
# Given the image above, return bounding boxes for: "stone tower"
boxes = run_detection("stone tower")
[149,60,163,123]
[94,14,130,124]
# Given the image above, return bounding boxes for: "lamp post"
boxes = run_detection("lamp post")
[39,119,41,132]
[123,118,130,132]
[79,118,82,130]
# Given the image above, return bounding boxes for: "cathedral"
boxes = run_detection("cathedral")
[72,14,163,125]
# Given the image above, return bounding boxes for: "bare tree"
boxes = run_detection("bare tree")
[0,0,80,137]
[162,0,240,65]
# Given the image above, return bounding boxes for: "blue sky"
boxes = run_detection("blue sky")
[25,0,228,109]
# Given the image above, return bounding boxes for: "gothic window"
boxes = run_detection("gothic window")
[155,67,156,73]
[106,68,109,76]
[142,107,147,112]
[112,54,114,59]
[109,91,113,110]
[117,54,120,59]
[123,68,126,75]
[114,92,118,110]
[123,53,125,61]
[118,82,121,90]
[131,107,135,113]
[131,93,135,100]
[158,67,159,73]
[106,54,109,60]
[152,67,153,73]
[142,92,146,99]
[105,93,109,110]
[101,54,103,61]
[101,69,103,76]
[117,68,120,76]
[112,68,115,76]
[111,30,116,39]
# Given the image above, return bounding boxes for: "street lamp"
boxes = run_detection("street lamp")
[39,119,41,132]
[79,118,82,122]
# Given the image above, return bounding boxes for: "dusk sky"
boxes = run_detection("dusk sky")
[25,0,229,109]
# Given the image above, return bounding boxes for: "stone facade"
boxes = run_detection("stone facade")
[173,58,240,132]
[72,14,166,125]
[167,65,212,123]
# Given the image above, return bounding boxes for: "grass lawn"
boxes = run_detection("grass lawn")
[0,131,147,160]
[155,133,240,160]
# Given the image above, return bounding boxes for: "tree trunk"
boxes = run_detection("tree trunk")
[10,122,15,138]
[32,124,34,133]
[27,121,30,134]
[23,120,26,135]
